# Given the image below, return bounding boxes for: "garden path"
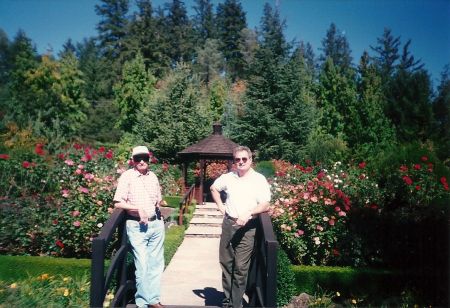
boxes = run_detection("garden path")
[160,202,224,307]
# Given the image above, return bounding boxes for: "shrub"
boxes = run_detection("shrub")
[270,160,383,266]
[276,248,296,307]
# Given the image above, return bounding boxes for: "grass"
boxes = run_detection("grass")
[0,223,187,307]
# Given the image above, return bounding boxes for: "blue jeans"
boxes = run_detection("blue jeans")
[126,219,165,307]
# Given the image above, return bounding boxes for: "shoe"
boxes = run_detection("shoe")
[148,303,164,308]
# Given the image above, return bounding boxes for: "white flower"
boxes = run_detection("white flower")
[97,223,103,228]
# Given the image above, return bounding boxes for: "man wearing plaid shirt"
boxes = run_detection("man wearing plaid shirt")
[114,145,165,308]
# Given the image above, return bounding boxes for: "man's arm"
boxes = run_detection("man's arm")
[114,201,149,224]
[210,185,225,215]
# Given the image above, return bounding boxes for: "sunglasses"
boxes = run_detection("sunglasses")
[234,157,249,163]
[133,154,150,163]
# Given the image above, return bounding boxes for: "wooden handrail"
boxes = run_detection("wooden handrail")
[246,212,279,307]
[178,184,195,225]
[90,208,133,308]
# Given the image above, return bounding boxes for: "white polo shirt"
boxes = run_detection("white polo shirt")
[212,168,271,219]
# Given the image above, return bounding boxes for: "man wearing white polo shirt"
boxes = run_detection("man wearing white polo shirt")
[114,145,164,308]
[210,145,271,308]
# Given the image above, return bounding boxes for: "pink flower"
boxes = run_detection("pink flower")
[73,221,81,227]
[421,156,428,162]
[297,229,304,236]
[77,164,84,169]
[316,225,324,231]
[310,195,318,202]
[334,206,341,212]
[61,189,70,198]
[22,161,31,168]
[64,159,74,166]
[338,211,347,217]
[0,154,10,160]
[84,173,94,181]
[328,219,335,226]
[413,164,421,170]
[358,162,366,169]
[78,187,89,194]
[75,169,83,175]
[72,210,80,217]
[399,165,408,172]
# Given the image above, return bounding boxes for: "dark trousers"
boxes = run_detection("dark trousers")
[219,216,256,308]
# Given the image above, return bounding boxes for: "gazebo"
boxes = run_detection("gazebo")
[177,122,238,204]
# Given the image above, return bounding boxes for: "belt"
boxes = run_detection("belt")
[225,212,238,222]
[127,215,159,222]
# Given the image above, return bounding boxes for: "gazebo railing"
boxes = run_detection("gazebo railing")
[178,184,195,225]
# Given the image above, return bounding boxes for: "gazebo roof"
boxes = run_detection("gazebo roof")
[177,123,238,161]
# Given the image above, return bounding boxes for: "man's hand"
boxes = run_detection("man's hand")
[138,207,149,225]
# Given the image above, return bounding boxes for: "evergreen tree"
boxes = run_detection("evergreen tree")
[59,38,76,58]
[216,0,247,80]
[7,30,39,124]
[354,51,396,156]
[259,2,288,59]
[192,0,216,44]
[194,38,224,84]
[432,65,450,157]
[114,53,156,133]
[0,29,11,87]
[370,28,401,81]
[76,38,112,101]
[95,0,129,69]
[238,28,259,77]
[123,0,171,77]
[165,0,195,64]
[296,41,316,76]
[136,64,211,161]
[387,68,433,142]
[319,23,353,72]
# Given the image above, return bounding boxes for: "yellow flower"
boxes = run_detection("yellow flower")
[9,283,17,289]
[63,289,70,297]
[39,273,49,280]
[63,277,70,282]
[336,291,341,297]
[351,299,357,304]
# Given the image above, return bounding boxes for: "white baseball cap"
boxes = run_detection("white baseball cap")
[131,145,150,156]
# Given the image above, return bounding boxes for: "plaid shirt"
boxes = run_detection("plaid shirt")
[113,168,162,217]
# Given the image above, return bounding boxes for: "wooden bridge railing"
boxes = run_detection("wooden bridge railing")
[246,212,279,307]
[178,184,196,225]
[90,208,133,308]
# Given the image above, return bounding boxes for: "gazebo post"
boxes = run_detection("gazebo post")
[199,159,205,204]
[182,162,188,191]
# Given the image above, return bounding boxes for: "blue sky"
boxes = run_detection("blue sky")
[0,0,449,85]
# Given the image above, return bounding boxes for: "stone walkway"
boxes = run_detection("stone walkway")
[161,203,224,306]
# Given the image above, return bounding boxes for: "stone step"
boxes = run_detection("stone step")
[193,209,223,217]
[190,217,223,225]
[185,225,222,238]
[195,203,219,210]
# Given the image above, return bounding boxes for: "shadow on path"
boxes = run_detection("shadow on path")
[193,287,224,306]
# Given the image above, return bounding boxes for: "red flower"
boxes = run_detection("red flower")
[105,150,113,160]
[413,164,421,170]
[415,185,421,191]
[317,171,325,180]
[34,143,45,156]
[0,154,9,160]
[421,156,428,162]
[440,177,448,184]
[73,143,82,150]
[98,146,105,153]
[57,153,65,160]
[55,240,64,248]
[22,161,31,168]
[402,175,413,185]
[332,249,340,256]
[358,162,366,169]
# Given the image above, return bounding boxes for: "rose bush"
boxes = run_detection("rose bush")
[0,143,183,258]
[269,160,383,266]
